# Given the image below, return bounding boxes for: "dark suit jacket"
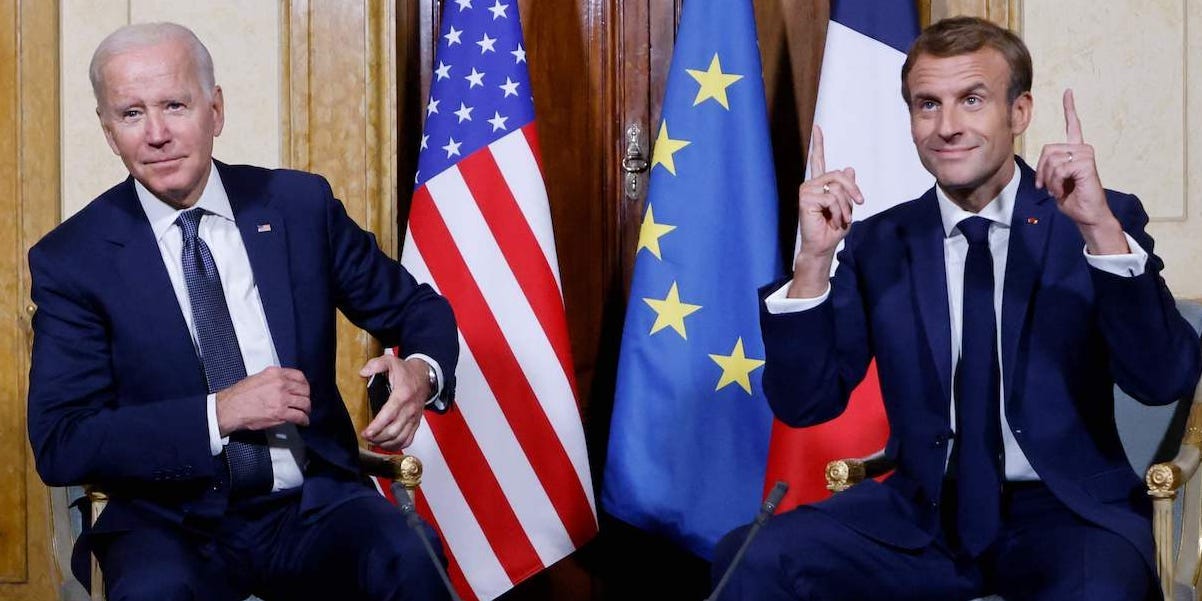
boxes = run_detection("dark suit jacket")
[27,161,457,539]
[760,158,1201,572]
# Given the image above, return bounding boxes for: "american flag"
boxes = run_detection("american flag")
[396,1,598,599]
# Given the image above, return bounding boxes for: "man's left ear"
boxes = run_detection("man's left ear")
[211,85,225,137]
[1010,91,1033,136]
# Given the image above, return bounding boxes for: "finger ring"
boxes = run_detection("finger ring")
[1067,151,1074,162]
[822,183,830,194]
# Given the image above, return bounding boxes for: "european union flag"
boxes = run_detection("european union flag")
[601,0,781,559]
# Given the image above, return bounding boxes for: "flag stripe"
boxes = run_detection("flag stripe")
[408,192,545,583]
[424,166,594,513]
[415,492,481,601]
[400,242,516,599]
[450,337,576,564]
[403,239,577,566]
[519,124,546,181]
[458,146,575,391]
[409,186,597,548]
[489,129,562,293]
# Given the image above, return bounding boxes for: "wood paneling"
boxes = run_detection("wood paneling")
[930,0,1021,27]
[284,0,398,432]
[0,0,63,598]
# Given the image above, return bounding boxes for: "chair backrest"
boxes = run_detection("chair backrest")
[1114,299,1202,474]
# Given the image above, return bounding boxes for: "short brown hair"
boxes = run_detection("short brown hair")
[900,16,1032,107]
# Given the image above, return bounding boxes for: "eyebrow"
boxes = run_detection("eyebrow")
[912,82,990,103]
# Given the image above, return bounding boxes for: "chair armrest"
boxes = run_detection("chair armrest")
[826,452,895,492]
[1146,389,1202,601]
[358,448,423,490]
[1146,400,1202,499]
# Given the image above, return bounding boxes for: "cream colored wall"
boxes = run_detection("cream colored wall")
[1021,1,1201,298]
[61,1,282,218]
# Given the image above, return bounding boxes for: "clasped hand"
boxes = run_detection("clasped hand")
[214,354,430,451]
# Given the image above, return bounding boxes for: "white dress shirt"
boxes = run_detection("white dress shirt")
[136,167,306,491]
[765,162,1147,480]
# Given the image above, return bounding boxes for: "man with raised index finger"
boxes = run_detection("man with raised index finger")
[711,16,1201,601]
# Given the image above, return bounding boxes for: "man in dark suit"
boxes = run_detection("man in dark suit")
[712,16,1201,601]
[27,22,456,600]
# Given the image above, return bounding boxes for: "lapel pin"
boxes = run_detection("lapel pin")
[1026,217,1039,225]
[257,223,272,233]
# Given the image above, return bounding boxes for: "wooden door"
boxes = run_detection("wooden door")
[0,1,66,600]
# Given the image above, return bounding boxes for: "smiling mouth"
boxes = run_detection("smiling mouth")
[933,147,975,157]
[145,157,184,166]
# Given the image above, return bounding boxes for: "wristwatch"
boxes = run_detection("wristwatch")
[423,360,439,404]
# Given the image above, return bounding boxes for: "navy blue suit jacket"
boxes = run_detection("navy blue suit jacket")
[760,159,1201,572]
[27,162,457,536]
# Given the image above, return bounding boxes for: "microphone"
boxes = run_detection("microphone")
[390,481,462,601]
[706,481,789,601]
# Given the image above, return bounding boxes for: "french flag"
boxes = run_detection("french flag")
[763,0,934,511]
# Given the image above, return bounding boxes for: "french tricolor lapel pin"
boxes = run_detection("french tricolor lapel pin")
[257,223,272,233]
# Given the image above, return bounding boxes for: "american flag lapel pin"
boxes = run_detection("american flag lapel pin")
[1026,217,1039,225]
[257,223,272,233]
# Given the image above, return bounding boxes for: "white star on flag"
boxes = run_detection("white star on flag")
[487,111,509,131]
[426,98,440,116]
[420,134,429,150]
[444,26,462,46]
[511,44,526,63]
[464,68,485,88]
[434,61,451,80]
[499,77,520,98]
[477,32,497,53]
[441,137,461,157]
[488,0,509,19]
[454,102,475,123]
[454,0,472,10]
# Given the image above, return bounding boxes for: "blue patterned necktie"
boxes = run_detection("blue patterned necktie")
[953,216,1003,556]
[176,208,273,498]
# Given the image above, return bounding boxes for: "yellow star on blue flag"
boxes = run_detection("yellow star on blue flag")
[604,0,783,560]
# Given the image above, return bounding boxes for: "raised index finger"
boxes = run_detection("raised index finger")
[1063,88,1084,144]
[808,124,827,176]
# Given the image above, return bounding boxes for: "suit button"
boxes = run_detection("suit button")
[1013,428,1024,436]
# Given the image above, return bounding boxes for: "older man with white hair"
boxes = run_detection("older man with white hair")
[27,22,457,600]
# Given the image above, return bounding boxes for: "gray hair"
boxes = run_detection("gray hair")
[89,22,215,102]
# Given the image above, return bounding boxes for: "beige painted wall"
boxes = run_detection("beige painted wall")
[1022,1,1201,297]
[61,0,282,218]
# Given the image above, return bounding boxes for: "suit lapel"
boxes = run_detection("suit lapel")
[105,180,206,386]
[1000,160,1055,405]
[904,189,954,408]
[219,163,300,369]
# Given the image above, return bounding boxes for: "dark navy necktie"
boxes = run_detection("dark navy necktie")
[953,216,1003,556]
[177,208,273,498]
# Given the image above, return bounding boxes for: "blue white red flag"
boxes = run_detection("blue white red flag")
[765,0,933,511]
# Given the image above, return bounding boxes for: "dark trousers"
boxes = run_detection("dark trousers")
[711,483,1155,601]
[93,489,450,601]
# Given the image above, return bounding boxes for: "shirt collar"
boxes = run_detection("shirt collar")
[135,161,235,242]
[935,158,1021,238]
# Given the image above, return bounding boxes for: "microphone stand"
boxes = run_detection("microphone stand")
[706,481,789,601]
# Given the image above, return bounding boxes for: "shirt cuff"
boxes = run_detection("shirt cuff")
[764,281,831,314]
[1084,232,1147,277]
[206,393,229,456]
[405,353,443,406]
